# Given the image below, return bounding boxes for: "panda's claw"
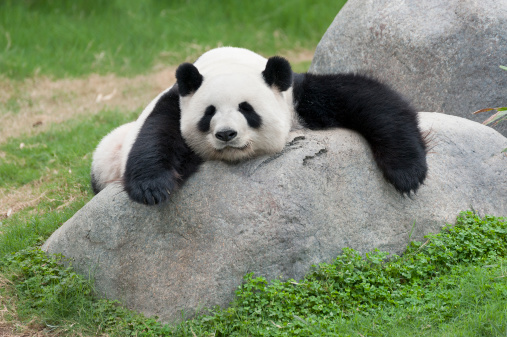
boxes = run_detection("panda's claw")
[149,194,157,206]
[382,161,427,196]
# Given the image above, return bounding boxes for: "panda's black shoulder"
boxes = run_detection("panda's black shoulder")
[292,72,417,130]
[123,84,203,205]
[148,85,181,118]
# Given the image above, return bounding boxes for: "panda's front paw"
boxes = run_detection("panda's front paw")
[124,171,178,205]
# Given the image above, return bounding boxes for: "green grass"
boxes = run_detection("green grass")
[0,0,346,79]
[1,211,506,336]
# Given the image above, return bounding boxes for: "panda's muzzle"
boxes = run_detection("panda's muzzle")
[215,129,237,142]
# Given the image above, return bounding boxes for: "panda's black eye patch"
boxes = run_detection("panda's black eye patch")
[198,105,216,132]
[239,102,262,129]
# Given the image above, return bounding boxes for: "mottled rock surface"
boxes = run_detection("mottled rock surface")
[311,0,507,136]
[43,112,507,322]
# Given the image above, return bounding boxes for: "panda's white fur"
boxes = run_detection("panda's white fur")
[91,121,134,192]
[91,47,428,204]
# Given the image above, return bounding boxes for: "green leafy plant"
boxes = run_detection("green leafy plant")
[474,106,507,126]
[473,65,507,126]
[2,211,505,336]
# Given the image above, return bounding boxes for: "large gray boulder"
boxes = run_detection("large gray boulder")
[311,0,507,136]
[42,112,507,322]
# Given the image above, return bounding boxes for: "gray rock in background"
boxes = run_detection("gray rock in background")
[310,0,507,136]
[43,112,507,322]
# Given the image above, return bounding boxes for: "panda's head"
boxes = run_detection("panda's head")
[176,52,294,162]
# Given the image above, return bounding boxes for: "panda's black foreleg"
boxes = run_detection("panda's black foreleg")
[293,72,427,195]
[123,87,203,205]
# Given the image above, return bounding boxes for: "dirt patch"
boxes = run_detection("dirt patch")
[0,324,47,337]
[0,184,47,219]
[0,68,177,145]
[282,49,315,64]
[0,320,50,337]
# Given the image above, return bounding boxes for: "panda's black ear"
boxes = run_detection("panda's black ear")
[176,63,203,96]
[262,56,293,92]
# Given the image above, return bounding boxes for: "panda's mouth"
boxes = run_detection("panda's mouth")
[206,141,255,162]
[217,142,251,152]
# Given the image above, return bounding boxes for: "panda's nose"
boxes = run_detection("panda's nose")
[215,130,237,142]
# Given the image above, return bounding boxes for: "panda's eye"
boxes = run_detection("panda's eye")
[238,102,262,129]
[238,102,254,113]
[197,105,216,132]
[204,105,216,116]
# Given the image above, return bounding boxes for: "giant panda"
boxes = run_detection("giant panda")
[91,47,427,205]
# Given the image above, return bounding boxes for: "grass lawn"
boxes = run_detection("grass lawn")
[1,1,506,336]
[0,0,343,79]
